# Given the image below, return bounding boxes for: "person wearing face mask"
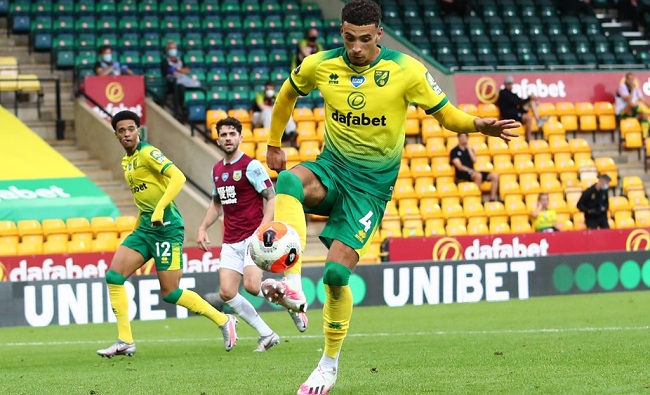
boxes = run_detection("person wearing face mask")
[577,174,612,229]
[94,45,133,76]
[161,40,192,80]
[292,28,324,70]
[251,81,297,147]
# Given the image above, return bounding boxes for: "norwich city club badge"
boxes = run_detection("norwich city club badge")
[374,70,389,87]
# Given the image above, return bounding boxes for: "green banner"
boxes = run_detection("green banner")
[0,178,120,221]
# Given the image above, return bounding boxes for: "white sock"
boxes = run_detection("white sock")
[285,274,303,292]
[225,293,273,337]
[319,352,340,370]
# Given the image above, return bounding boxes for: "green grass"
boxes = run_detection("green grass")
[1,292,649,395]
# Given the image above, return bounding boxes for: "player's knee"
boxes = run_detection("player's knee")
[105,270,127,285]
[276,170,305,202]
[242,279,260,296]
[162,288,183,303]
[219,288,237,302]
[323,262,352,286]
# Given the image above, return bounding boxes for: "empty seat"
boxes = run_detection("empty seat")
[17,219,42,237]
[116,216,138,233]
[66,217,92,234]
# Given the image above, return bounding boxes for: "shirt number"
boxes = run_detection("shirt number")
[155,241,171,258]
[359,211,373,232]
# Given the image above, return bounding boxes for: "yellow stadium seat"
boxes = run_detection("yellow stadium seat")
[252,127,270,143]
[492,154,515,175]
[564,188,582,214]
[397,160,411,179]
[66,217,91,235]
[446,223,467,236]
[489,221,511,234]
[519,173,541,195]
[554,153,577,173]
[0,242,18,256]
[436,182,459,198]
[42,218,67,238]
[425,218,446,236]
[467,221,489,235]
[555,101,576,116]
[359,242,381,264]
[513,153,534,173]
[424,137,447,158]
[609,196,632,214]
[548,135,571,154]
[573,151,594,167]
[228,108,251,123]
[484,201,506,217]
[445,135,459,152]
[547,192,569,214]
[292,107,315,122]
[91,217,117,236]
[116,216,138,233]
[539,173,563,193]
[622,176,644,195]
[457,181,481,198]
[402,219,424,237]
[118,232,131,246]
[575,102,595,116]
[255,143,268,162]
[442,201,464,220]
[393,178,417,200]
[560,171,580,189]
[534,153,556,175]
[405,118,420,137]
[488,138,509,156]
[18,241,43,255]
[404,143,427,159]
[477,103,500,118]
[240,141,256,158]
[504,195,527,215]
[43,240,68,254]
[615,214,636,229]
[71,232,93,244]
[431,159,455,178]
[0,220,17,237]
[560,115,578,133]
[420,198,443,220]
[459,103,478,116]
[508,138,530,155]
[421,118,443,140]
[572,212,586,230]
[92,238,116,252]
[414,177,438,199]
[634,207,650,227]
[578,114,597,138]
[68,239,92,253]
[627,189,649,207]
[299,140,321,161]
[22,234,44,245]
[296,126,319,145]
[542,120,566,139]
[0,235,19,247]
[17,219,42,237]
[313,107,325,122]
[410,158,432,179]
[398,198,421,220]
[537,102,556,118]
[463,198,485,218]
[281,147,299,162]
[206,109,228,134]
[47,233,69,243]
[511,218,533,233]
[383,200,399,221]
[499,173,520,197]
[529,139,550,155]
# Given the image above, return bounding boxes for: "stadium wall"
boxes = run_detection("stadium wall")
[1,250,648,327]
[74,100,224,245]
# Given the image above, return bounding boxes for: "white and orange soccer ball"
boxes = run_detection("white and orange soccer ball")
[248,221,301,273]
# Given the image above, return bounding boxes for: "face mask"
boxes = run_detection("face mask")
[308,36,318,42]
[168,49,178,57]
[102,54,112,63]
[265,89,275,98]
[601,184,609,191]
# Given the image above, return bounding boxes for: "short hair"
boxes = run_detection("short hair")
[264,80,275,87]
[111,110,140,131]
[98,45,111,55]
[598,173,612,182]
[216,117,242,134]
[341,0,382,27]
[538,192,548,199]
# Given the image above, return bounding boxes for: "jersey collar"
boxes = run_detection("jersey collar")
[223,151,244,165]
[343,45,384,74]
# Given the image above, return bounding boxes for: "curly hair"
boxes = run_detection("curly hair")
[341,0,382,27]
[111,110,140,131]
[216,116,243,134]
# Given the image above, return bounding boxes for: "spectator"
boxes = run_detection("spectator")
[497,75,549,141]
[615,72,650,137]
[450,133,500,202]
[618,0,648,31]
[577,174,611,229]
[94,45,133,76]
[252,81,297,147]
[292,28,323,70]
[531,193,559,232]
[161,40,199,87]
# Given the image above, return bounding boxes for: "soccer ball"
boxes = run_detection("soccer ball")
[248,221,301,273]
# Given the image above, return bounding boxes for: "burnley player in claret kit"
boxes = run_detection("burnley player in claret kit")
[197,117,307,352]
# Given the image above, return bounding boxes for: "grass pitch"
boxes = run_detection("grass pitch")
[1,291,649,395]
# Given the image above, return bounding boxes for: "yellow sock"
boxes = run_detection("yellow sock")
[323,284,353,358]
[176,289,229,326]
[275,193,306,276]
[108,283,133,344]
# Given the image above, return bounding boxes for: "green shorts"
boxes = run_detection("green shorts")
[299,159,387,257]
[121,214,185,271]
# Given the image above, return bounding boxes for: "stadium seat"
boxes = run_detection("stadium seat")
[42,218,67,239]
[115,216,137,233]
[489,221,511,234]
[18,240,43,255]
[529,139,550,155]
[0,242,18,256]
[477,103,499,118]
[17,219,42,237]
[68,239,92,253]
[66,217,91,235]
[43,239,68,254]
[91,217,117,236]
[424,218,445,236]
[0,220,17,237]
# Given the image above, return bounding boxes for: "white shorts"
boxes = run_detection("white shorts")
[219,238,255,275]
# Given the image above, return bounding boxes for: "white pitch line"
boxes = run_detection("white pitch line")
[2,325,649,347]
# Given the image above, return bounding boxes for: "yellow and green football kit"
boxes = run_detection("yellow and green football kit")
[288,46,452,253]
[120,141,184,271]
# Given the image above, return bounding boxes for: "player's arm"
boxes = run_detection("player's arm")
[197,194,223,251]
[260,187,276,225]
[268,80,300,147]
[152,164,186,225]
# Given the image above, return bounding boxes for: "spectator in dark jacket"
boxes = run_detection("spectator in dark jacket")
[497,75,549,141]
[577,174,612,229]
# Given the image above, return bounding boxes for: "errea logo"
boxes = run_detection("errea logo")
[329,73,339,84]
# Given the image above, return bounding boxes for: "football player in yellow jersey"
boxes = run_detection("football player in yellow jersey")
[260,1,521,393]
[97,110,238,358]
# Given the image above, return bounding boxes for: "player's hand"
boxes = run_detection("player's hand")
[151,208,164,227]
[266,145,286,172]
[475,118,520,141]
[197,228,210,251]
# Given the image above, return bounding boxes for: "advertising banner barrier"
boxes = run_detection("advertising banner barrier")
[1,250,648,327]
[454,71,650,104]
[84,75,146,125]
[387,228,650,262]
[0,247,221,282]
